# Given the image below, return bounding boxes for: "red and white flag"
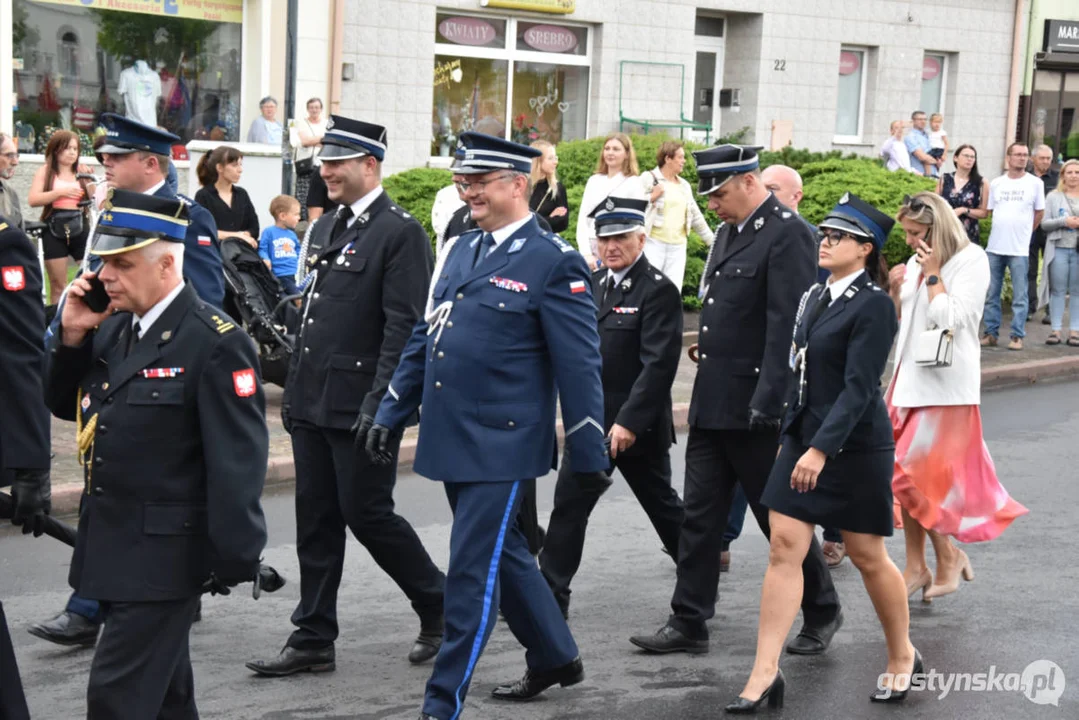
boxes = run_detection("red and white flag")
[569,280,587,294]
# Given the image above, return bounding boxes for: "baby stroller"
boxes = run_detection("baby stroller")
[220,237,302,386]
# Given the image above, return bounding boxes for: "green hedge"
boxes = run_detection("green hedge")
[383,135,993,309]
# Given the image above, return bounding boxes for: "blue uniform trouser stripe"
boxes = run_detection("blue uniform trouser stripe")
[422,481,579,720]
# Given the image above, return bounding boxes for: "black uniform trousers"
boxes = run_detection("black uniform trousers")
[0,601,29,720]
[87,597,200,720]
[289,422,445,649]
[541,449,684,609]
[669,426,841,639]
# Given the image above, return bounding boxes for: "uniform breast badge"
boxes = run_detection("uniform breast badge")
[489,276,528,293]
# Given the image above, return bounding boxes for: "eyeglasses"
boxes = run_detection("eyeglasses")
[819,229,864,247]
[902,194,926,212]
[454,173,515,195]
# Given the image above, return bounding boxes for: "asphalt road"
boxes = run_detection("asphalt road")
[3,380,1078,719]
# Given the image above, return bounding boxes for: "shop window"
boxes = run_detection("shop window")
[12,0,244,153]
[432,13,591,156]
[921,53,947,116]
[834,47,867,142]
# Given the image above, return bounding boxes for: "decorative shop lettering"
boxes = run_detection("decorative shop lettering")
[35,0,243,23]
[522,25,578,53]
[438,17,498,46]
[1047,20,1079,53]
[433,58,464,88]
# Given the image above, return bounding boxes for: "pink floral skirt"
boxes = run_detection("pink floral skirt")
[887,386,1027,542]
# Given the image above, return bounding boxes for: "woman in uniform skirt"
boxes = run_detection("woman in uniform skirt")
[726,194,920,713]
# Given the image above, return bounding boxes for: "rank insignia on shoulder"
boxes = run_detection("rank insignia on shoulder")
[490,276,528,293]
[613,306,639,314]
[210,313,236,334]
[0,222,7,232]
[543,233,573,252]
[839,192,850,204]
[754,217,765,231]
[141,367,184,378]
[233,368,257,397]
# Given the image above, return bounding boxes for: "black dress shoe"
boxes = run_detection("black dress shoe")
[245,645,335,677]
[490,657,584,700]
[629,623,709,654]
[870,649,924,703]
[724,670,785,714]
[27,611,100,648]
[785,609,843,655]
[418,714,440,720]
[408,632,442,664]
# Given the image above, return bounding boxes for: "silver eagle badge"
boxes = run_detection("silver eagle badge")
[754,217,765,231]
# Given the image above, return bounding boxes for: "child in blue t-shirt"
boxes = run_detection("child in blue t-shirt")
[259,194,302,297]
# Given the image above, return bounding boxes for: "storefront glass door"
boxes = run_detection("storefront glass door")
[1029,69,1079,162]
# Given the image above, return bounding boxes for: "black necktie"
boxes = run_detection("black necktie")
[126,321,141,357]
[472,232,495,269]
[805,286,831,333]
[602,275,616,305]
[330,207,353,243]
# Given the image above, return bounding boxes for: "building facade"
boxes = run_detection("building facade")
[1018,0,1079,161]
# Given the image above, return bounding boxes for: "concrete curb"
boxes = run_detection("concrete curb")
[48,356,1079,518]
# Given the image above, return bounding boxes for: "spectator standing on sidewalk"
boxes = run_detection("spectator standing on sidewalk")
[0,132,24,230]
[905,111,938,179]
[890,192,1027,603]
[937,144,989,245]
[1028,145,1059,324]
[880,121,913,173]
[576,133,643,270]
[982,143,1045,350]
[1039,159,1079,346]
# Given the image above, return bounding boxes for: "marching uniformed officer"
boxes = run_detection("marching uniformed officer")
[364,131,609,719]
[248,115,446,677]
[630,145,843,655]
[32,113,225,648]
[0,215,50,720]
[728,194,908,711]
[44,189,268,718]
[539,196,684,617]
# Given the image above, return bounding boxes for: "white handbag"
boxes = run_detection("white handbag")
[913,328,954,367]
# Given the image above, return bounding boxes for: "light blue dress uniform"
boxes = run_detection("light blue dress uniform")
[374,138,607,718]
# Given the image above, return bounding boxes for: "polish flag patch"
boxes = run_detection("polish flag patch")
[232,368,257,397]
[569,280,587,294]
[198,236,212,246]
[2,266,25,291]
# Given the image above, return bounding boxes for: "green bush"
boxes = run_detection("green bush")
[381,167,453,245]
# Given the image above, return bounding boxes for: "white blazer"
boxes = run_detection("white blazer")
[887,242,990,408]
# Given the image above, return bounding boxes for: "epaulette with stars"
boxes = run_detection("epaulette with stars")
[539,230,574,253]
[175,193,195,206]
[193,304,237,335]
[387,205,414,221]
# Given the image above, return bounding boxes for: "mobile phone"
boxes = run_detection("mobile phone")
[82,276,111,313]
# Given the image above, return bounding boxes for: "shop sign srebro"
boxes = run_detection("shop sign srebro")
[481,0,575,15]
[32,0,243,23]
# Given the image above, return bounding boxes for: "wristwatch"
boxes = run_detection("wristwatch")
[926,275,940,286]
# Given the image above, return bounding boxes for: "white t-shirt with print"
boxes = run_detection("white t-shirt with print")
[118,65,162,126]
[986,173,1046,256]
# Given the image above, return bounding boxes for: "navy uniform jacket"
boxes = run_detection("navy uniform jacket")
[0,219,50,474]
[593,257,683,455]
[444,206,552,248]
[782,272,897,456]
[374,217,609,482]
[285,190,432,429]
[44,284,268,601]
[690,195,816,429]
[156,185,225,309]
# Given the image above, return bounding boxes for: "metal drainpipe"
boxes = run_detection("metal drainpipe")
[282,0,299,195]
[330,0,345,115]
[1004,0,1028,153]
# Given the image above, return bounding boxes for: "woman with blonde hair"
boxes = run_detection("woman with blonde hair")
[1038,159,1079,345]
[575,132,643,269]
[640,140,714,289]
[529,140,569,233]
[888,191,1026,603]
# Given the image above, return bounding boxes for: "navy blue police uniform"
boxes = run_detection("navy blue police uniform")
[762,193,899,535]
[247,116,446,677]
[39,114,225,642]
[43,190,268,719]
[631,145,842,655]
[371,132,608,720]
[0,217,50,720]
[539,196,685,616]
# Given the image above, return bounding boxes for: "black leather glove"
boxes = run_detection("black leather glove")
[365,424,395,466]
[201,573,237,596]
[577,470,614,495]
[281,403,294,434]
[748,408,782,433]
[11,468,51,537]
[351,413,375,452]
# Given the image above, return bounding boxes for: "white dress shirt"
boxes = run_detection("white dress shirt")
[132,281,186,338]
[345,185,385,228]
[824,268,864,306]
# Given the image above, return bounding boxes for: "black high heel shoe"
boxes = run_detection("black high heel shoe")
[870,649,924,703]
[725,670,785,714]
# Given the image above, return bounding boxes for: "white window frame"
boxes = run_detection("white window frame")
[921,52,949,117]
[432,11,593,160]
[833,45,868,144]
